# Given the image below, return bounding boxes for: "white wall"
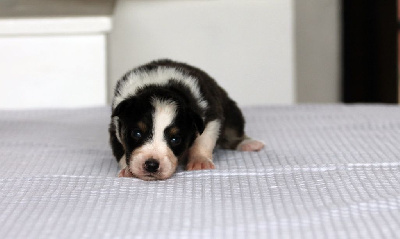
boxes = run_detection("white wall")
[108,0,295,106]
[295,0,341,103]
[0,0,341,108]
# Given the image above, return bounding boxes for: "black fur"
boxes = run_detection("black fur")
[146,59,247,148]
[109,59,247,166]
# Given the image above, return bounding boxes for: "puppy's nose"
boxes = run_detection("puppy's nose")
[144,159,159,173]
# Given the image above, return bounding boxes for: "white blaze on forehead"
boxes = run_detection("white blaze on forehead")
[151,98,177,146]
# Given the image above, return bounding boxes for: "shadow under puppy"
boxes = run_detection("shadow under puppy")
[109,59,264,180]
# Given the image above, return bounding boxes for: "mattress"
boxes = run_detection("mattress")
[0,105,399,238]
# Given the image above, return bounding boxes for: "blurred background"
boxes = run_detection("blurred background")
[0,0,398,108]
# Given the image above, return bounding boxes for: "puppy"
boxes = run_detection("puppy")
[109,59,264,180]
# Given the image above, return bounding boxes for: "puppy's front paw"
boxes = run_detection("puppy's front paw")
[237,138,264,152]
[118,166,134,177]
[186,156,215,171]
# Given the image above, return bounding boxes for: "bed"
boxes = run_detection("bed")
[0,105,399,238]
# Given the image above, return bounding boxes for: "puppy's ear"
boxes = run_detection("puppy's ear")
[112,99,132,118]
[189,110,205,135]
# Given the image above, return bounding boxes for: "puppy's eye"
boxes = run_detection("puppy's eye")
[170,136,182,146]
[131,129,142,140]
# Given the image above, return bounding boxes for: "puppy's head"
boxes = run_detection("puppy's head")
[112,95,204,180]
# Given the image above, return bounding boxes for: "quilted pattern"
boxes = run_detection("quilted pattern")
[0,105,399,238]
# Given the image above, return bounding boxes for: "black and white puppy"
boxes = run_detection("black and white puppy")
[109,59,264,180]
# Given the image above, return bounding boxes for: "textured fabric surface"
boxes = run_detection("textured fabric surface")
[0,105,399,238]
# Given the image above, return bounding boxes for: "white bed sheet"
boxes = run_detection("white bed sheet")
[0,105,399,238]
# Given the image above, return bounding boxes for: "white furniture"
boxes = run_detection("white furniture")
[0,0,295,108]
[0,2,113,109]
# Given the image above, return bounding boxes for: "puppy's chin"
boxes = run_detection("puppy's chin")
[130,167,177,181]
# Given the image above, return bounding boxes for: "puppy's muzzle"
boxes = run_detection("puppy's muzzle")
[144,159,160,173]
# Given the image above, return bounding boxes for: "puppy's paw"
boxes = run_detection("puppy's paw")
[118,166,134,177]
[186,156,215,171]
[237,138,264,152]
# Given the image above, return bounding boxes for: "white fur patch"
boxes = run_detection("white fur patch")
[119,154,126,169]
[236,138,264,152]
[113,117,122,144]
[186,120,221,171]
[151,98,177,147]
[113,67,208,110]
[200,120,221,149]
[127,98,179,180]
[190,120,221,159]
